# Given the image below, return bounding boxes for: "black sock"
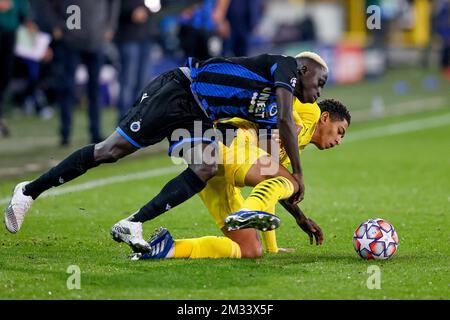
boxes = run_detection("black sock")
[24,144,99,199]
[129,167,206,223]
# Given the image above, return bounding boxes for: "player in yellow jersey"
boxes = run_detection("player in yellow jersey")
[133,98,351,260]
[221,97,348,233]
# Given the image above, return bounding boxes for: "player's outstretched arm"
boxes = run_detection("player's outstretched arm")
[279,200,324,245]
[276,87,304,203]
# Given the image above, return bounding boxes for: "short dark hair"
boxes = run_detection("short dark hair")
[318,99,351,125]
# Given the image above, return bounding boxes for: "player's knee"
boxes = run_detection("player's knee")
[206,163,219,177]
[93,131,137,163]
[276,173,299,194]
[190,163,218,181]
[94,142,127,163]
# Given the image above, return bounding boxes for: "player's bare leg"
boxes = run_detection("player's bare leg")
[243,155,299,190]
[4,132,137,233]
[222,228,263,258]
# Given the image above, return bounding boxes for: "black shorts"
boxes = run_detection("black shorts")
[117,69,215,155]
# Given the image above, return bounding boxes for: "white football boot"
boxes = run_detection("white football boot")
[111,219,151,253]
[4,181,33,233]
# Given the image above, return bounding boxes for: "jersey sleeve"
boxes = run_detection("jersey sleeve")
[271,56,298,93]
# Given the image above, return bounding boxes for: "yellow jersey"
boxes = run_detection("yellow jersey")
[279,99,321,167]
[220,98,321,167]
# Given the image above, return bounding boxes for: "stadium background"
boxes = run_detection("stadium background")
[0,0,449,300]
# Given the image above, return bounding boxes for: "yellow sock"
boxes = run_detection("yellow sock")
[173,239,194,258]
[260,205,279,253]
[242,176,294,212]
[173,236,241,259]
[261,230,278,253]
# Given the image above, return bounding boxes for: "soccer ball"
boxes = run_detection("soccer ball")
[353,218,398,260]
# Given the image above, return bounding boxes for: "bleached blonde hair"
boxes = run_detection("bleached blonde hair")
[295,51,328,72]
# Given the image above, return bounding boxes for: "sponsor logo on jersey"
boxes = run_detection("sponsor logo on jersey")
[249,87,275,118]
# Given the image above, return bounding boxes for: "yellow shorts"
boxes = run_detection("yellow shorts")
[199,128,269,229]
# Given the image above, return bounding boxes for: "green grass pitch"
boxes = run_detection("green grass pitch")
[0,108,449,300]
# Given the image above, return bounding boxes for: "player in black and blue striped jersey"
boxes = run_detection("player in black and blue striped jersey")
[4,52,328,255]
[188,52,328,203]
[189,53,320,127]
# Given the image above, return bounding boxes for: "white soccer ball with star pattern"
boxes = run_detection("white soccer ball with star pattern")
[353,218,399,260]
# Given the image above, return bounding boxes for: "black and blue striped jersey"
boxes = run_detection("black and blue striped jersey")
[188,54,299,129]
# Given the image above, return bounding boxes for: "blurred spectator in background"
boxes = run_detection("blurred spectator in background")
[225,0,262,57]
[435,0,450,79]
[115,0,153,121]
[178,0,230,60]
[17,0,56,119]
[45,0,120,146]
[298,14,317,43]
[0,0,30,137]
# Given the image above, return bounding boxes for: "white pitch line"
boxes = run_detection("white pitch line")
[1,113,450,205]
[0,166,180,205]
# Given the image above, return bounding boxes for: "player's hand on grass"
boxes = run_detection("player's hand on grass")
[297,217,323,245]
